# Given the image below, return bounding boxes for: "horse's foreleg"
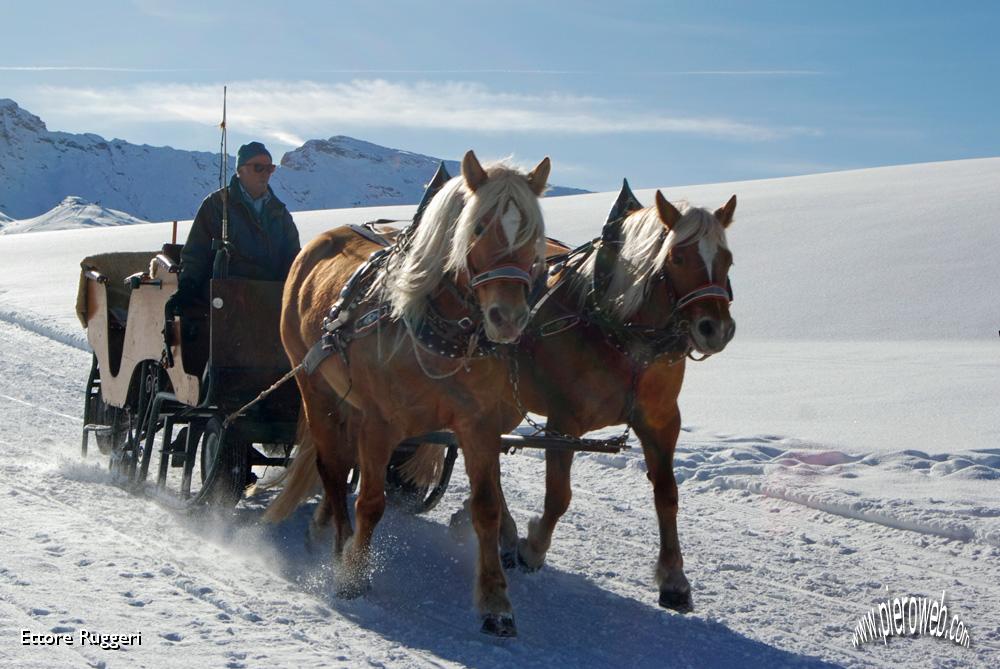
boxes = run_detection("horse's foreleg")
[339,417,395,597]
[497,470,519,569]
[458,432,515,637]
[517,449,574,571]
[634,406,691,612]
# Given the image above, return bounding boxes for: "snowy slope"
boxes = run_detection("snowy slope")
[0,196,149,235]
[0,159,998,667]
[0,100,586,222]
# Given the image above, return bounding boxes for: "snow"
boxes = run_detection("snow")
[1,158,998,667]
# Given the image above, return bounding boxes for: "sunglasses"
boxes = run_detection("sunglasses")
[244,163,275,174]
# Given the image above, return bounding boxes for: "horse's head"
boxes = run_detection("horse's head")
[451,151,550,343]
[589,189,737,357]
[650,191,736,355]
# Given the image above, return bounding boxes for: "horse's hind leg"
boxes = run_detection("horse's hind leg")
[457,428,516,637]
[634,405,692,612]
[307,493,333,550]
[339,417,396,597]
[299,383,355,558]
[517,448,574,571]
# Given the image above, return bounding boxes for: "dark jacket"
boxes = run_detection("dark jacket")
[178,175,301,298]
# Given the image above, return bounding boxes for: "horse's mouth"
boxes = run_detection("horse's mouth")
[484,324,524,345]
[689,319,736,356]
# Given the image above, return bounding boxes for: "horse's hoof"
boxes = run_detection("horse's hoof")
[335,577,371,600]
[515,544,543,573]
[501,550,517,570]
[481,613,517,638]
[658,589,693,613]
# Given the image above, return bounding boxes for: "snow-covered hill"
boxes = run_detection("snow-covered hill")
[0,195,149,235]
[0,158,997,667]
[0,99,586,222]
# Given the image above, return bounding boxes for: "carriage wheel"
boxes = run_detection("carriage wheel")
[384,444,458,514]
[196,416,252,507]
[82,354,129,458]
[107,407,137,479]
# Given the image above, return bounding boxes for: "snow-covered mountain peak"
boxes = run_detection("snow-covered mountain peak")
[0,195,148,235]
[0,98,47,139]
[0,100,587,222]
[281,136,447,171]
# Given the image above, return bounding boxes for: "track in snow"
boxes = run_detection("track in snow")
[1,318,997,668]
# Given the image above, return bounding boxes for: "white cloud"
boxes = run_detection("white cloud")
[29,79,819,142]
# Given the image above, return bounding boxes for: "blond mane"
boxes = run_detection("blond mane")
[574,202,729,321]
[380,161,546,326]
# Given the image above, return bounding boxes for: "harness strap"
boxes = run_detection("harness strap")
[348,222,395,247]
[675,284,731,311]
[302,339,333,375]
[469,264,533,288]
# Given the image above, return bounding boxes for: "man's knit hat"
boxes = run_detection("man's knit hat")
[236,141,272,169]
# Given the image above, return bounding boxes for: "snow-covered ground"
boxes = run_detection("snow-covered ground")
[1,158,998,667]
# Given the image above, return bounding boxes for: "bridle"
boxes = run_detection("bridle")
[460,203,540,292]
[673,280,733,312]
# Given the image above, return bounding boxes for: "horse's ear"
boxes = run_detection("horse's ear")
[526,156,551,196]
[655,190,681,231]
[714,194,737,228]
[462,150,488,192]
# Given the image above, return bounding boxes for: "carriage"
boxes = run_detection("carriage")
[76,238,472,509]
[77,154,738,636]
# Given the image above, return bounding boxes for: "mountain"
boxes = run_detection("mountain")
[0,195,149,235]
[277,136,585,210]
[0,100,221,222]
[0,99,587,222]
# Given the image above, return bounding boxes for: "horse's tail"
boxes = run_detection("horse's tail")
[397,443,446,488]
[262,414,320,523]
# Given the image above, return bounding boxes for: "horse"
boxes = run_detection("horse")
[267,150,550,637]
[495,185,738,612]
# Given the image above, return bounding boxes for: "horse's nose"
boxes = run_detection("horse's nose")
[487,305,508,329]
[697,318,717,340]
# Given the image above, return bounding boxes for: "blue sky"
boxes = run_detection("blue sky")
[2,0,998,191]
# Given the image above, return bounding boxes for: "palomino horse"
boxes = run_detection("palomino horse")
[270,151,549,637]
[500,186,737,612]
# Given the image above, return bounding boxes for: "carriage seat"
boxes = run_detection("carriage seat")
[77,251,160,329]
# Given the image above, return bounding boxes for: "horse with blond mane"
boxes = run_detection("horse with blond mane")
[268,151,549,637]
[495,185,738,613]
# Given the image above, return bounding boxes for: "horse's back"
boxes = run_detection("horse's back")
[281,226,382,360]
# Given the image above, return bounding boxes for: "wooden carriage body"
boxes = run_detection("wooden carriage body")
[78,243,300,506]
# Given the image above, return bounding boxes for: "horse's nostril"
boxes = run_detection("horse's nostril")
[698,319,716,338]
[487,305,505,327]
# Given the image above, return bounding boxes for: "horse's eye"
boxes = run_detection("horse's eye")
[474,222,485,236]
